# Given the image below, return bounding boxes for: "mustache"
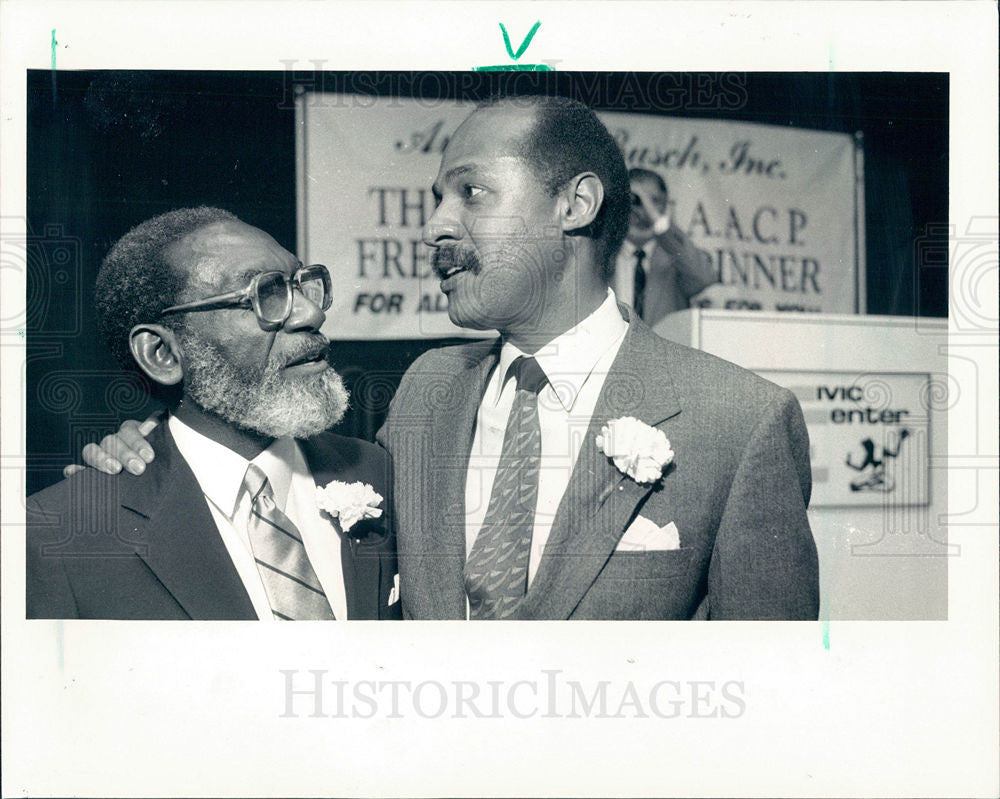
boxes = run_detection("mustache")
[277,333,331,368]
[432,246,481,279]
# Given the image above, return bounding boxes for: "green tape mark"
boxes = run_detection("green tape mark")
[474,21,551,72]
[50,29,57,70]
[473,64,552,72]
[500,21,541,61]
[821,619,830,650]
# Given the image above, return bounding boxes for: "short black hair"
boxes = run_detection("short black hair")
[476,95,630,281]
[628,167,667,194]
[95,206,238,369]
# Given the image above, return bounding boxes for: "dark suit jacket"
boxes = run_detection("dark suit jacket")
[26,424,401,620]
[377,306,819,620]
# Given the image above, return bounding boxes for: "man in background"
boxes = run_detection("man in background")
[614,167,718,325]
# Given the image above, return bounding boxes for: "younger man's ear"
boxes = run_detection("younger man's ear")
[559,172,605,233]
[129,324,184,386]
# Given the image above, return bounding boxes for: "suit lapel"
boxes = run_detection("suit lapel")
[122,425,257,620]
[340,524,379,622]
[513,311,682,620]
[300,436,382,621]
[421,340,501,619]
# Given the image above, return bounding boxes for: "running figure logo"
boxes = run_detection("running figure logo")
[845,429,910,492]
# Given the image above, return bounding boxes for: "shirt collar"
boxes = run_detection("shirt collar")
[619,238,656,261]
[637,238,656,258]
[167,415,297,518]
[494,289,628,412]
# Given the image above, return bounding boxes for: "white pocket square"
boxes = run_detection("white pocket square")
[387,573,400,606]
[616,517,680,552]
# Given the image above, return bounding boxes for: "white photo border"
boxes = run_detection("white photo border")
[2,2,997,797]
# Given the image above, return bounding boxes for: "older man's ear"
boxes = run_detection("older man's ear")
[128,324,184,386]
[62,324,177,478]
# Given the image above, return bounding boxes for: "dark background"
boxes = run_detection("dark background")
[25,70,948,494]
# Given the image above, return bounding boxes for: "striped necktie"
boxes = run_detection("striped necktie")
[464,355,548,620]
[243,463,335,620]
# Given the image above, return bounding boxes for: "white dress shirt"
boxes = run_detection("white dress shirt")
[613,238,656,308]
[464,290,629,597]
[168,416,348,620]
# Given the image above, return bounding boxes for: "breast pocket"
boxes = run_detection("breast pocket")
[598,548,695,582]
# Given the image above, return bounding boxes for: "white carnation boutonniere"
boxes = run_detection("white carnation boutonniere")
[315,480,384,533]
[595,416,675,485]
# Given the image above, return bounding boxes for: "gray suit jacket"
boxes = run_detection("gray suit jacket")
[377,307,818,620]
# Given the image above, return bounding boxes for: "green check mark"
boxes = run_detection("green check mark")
[500,21,541,61]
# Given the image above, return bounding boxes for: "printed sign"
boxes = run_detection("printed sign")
[297,94,864,340]
[602,111,863,315]
[759,370,930,507]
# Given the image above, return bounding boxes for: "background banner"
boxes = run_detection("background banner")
[297,94,864,340]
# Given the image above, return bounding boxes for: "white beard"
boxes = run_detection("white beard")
[179,332,349,439]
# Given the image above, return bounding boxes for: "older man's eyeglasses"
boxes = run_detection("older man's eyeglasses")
[160,265,333,330]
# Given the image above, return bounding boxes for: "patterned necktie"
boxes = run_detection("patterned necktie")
[465,356,548,620]
[633,247,648,319]
[243,463,335,620]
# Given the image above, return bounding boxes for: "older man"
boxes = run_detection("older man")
[76,96,818,620]
[30,208,400,620]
